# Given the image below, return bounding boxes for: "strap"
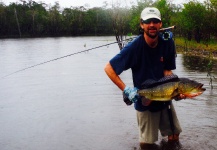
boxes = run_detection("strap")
[167,101,175,136]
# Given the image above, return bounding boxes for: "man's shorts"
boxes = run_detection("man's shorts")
[136,103,182,144]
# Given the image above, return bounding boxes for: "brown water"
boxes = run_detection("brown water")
[0,36,216,150]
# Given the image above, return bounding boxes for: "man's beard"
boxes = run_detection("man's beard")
[144,28,159,39]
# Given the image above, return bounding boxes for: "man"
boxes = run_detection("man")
[104,7,182,149]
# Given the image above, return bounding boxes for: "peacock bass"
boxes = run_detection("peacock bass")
[138,75,206,101]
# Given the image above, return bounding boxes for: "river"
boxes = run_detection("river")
[0,36,217,150]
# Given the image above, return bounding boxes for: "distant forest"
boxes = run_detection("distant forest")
[0,0,216,43]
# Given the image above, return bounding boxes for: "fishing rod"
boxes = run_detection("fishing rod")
[1,37,136,79]
[160,25,176,31]
[2,25,175,79]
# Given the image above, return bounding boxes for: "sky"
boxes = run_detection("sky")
[0,0,205,8]
[3,0,137,8]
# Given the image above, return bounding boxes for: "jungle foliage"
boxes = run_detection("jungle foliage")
[0,0,217,44]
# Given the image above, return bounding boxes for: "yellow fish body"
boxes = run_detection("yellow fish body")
[138,77,206,101]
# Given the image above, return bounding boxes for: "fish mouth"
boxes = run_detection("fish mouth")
[184,84,206,98]
[197,84,206,91]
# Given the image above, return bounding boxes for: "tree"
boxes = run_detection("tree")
[0,0,216,41]
[206,0,217,39]
[129,0,154,34]
[110,4,131,50]
[47,2,63,35]
[0,3,7,36]
[179,1,206,42]
[155,0,174,27]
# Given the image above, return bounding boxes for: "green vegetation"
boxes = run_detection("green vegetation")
[175,37,217,53]
[0,0,216,87]
[0,0,216,46]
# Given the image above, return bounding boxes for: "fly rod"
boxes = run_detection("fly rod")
[1,37,136,79]
[160,25,176,31]
[2,26,175,79]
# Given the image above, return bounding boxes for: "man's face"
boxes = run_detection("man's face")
[140,18,162,39]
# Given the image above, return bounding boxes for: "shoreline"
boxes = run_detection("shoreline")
[176,45,217,60]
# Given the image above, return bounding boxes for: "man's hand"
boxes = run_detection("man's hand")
[123,86,140,103]
[123,93,133,105]
[174,94,186,101]
[141,97,152,106]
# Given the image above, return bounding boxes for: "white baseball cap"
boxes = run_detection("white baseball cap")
[141,7,161,21]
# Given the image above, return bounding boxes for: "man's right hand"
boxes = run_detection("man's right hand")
[174,94,186,101]
[123,86,140,103]
[141,97,152,106]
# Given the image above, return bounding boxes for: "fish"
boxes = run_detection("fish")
[137,75,206,101]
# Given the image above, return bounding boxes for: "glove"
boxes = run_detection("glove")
[123,92,133,105]
[123,86,139,103]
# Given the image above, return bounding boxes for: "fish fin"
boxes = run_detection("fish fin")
[141,79,157,88]
[158,74,179,83]
[141,74,179,89]
[141,97,152,106]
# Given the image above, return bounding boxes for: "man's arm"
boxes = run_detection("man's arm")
[104,62,139,103]
[164,70,173,76]
[104,62,126,91]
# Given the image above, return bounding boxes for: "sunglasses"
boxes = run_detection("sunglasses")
[141,18,161,24]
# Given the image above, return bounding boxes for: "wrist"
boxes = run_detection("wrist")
[123,86,129,91]
[123,86,139,103]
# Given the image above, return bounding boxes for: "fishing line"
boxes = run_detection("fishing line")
[1,37,136,79]
[1,26,175,79]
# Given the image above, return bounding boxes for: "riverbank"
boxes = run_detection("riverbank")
[176,45,217,60]
[175,37,217,60]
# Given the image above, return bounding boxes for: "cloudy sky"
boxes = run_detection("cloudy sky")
[0,0,204,8]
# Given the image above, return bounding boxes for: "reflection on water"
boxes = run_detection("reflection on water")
[182,55,217,94]
[0,37,216,150]
[182,55,217,73]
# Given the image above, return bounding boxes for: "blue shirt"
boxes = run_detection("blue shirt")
[110,35,176,111]
[110,35,176,87]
